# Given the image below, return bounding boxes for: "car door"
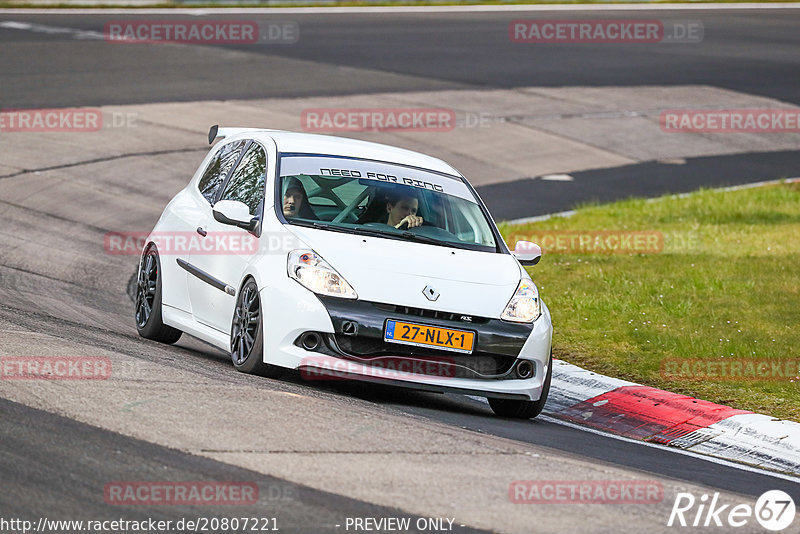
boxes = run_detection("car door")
[187,140,267,334]
[160,138,247,313]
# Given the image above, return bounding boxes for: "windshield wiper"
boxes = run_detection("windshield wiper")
[305,221,392,239]
[397,231,469,250]
[288,220,361,235]
[310,222,355,234]
[316,223,391,239]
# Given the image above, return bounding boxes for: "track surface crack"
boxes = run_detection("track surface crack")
[0,147,205,181]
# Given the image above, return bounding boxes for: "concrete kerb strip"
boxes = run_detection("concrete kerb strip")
[547,359,800,477]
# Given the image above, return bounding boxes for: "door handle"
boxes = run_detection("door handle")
[196,227,207,237]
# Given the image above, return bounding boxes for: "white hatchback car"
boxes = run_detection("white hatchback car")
[135,126,553,418]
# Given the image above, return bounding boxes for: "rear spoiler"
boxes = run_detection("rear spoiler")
[208,125,272,144]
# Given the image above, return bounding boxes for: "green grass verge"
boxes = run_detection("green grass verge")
[499,182,800,422]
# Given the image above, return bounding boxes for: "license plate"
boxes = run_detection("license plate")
[384,319,475,354]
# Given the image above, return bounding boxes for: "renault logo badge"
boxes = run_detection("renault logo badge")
[423,285,440,301]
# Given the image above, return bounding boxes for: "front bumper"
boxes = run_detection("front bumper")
[310,297,535,379]
[261,281,552,401]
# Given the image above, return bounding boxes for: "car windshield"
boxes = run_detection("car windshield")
[277,155,499,252]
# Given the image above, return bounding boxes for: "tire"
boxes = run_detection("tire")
[135,246,182,344]
[230,278,283,378]
[488,352,552,419]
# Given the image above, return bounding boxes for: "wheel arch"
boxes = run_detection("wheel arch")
[237,273,258,296]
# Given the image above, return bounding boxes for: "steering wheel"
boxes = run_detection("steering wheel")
[397,220,438,231]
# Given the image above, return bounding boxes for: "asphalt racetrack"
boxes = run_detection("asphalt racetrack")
[1,6,799,533]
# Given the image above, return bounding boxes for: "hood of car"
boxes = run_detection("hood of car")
[286,226,522,318]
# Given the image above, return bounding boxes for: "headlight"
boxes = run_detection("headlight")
[501,279,540,323]
[287,250,357,299]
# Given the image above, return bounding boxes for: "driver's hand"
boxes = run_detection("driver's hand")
[397,215,423,229]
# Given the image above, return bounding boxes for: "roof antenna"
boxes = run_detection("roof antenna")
[208,125,219,145]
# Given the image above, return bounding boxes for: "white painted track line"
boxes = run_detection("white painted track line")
[504,177,800,225]
[538,415,800,485]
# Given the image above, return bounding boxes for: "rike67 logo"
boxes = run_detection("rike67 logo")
[668,490,795,531]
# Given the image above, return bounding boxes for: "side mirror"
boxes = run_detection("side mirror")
[512,240,542,266]
[213,200,259,233]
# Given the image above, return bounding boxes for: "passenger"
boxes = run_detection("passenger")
[282,177,316,219]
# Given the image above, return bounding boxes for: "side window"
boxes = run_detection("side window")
[197,140,247,204]
[219,143,267,216]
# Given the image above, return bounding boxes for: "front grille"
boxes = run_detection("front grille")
[371,303,489,324]
[335,334,385,355]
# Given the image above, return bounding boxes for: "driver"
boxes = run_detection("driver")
[385,190,423,229]
[282,176,317,220]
